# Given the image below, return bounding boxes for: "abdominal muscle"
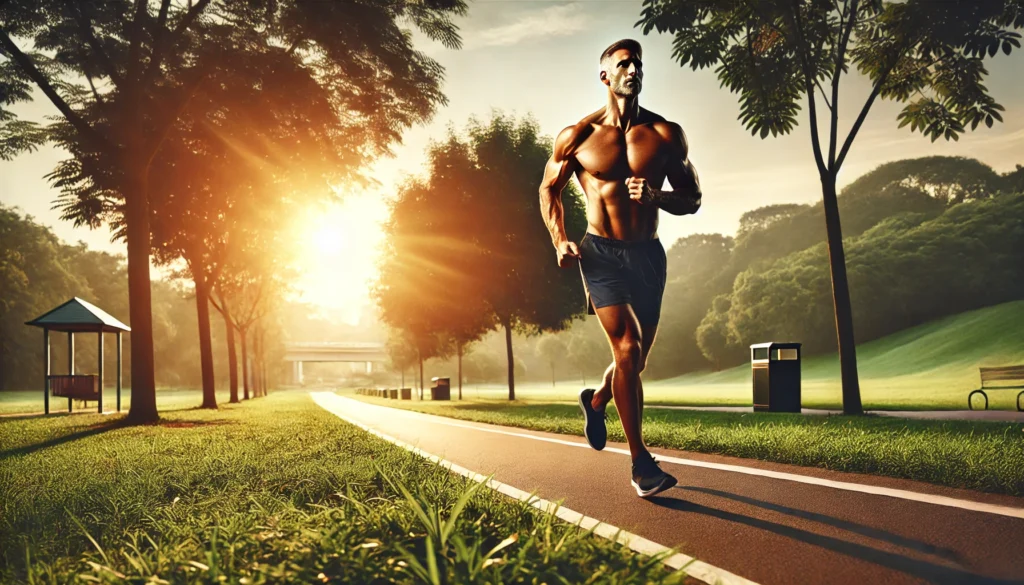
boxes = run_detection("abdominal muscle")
[578,171,660,242]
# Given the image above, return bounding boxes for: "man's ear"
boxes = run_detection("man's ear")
[599,70,608,85]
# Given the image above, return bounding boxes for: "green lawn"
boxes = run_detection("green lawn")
[346,392,1024,497]
[0,390,686,584]
[0,387,234,415]
[448,300,1024,410]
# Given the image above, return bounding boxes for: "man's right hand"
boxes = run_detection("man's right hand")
[555,240,580,268]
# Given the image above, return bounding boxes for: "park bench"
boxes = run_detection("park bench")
[48,374,100,402]
[968,366,1024,411]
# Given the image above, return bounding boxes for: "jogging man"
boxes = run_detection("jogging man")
[538,39,702,498]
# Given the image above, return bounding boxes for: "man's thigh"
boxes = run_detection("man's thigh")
[594,303,642,346]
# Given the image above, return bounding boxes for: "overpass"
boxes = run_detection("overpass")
[283,342,387,384]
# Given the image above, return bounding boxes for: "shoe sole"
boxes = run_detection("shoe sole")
[578,389,605,451]
[631,474,678,498]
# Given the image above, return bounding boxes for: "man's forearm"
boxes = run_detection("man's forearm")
[650,188,701,215]
[540,188,569,245]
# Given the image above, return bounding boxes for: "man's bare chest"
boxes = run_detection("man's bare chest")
[574,125,668,181]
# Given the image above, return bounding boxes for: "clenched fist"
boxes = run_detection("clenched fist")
[626,177,653,204]
[555,240,580,268]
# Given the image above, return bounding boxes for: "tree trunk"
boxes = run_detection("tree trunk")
[124,164,158,424]
[821,175,863,415]
[551,362,555,387]
[401,367,405,389]
[418,352,424,400]
[504,320,515,401]
[223,309,239,404]
[195,277,217,409]
[258,325,267,397]
[457,342,463,400]
[240,328,250,400]
[581,369,586,386]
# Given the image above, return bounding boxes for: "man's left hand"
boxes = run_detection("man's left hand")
[626,177,653,204]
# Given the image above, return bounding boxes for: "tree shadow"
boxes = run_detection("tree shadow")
[0,418,128,460]
[648,489,1020,585]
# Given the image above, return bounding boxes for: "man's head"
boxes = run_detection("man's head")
[599,39,643,97]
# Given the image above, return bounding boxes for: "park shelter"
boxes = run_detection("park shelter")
[24,297,130,414]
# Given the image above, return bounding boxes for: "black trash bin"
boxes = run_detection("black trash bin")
[400,388,412,400]
[430,377,451,401]
[388,389,398,399]
[750,342,802,413]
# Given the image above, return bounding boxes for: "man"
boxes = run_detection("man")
[538,39,702,498]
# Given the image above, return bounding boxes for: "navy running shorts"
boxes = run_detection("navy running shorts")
[578,232,667,327]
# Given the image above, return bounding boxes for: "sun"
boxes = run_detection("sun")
[292,194,388,321]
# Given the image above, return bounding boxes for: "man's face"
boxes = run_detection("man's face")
[601,48,643,97]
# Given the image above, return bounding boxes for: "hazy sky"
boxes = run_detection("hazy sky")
[2,1,1022,320]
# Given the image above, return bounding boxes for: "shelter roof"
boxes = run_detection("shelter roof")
[24,297,131,333]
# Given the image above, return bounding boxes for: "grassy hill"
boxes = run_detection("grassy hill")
[457,300,1024,410]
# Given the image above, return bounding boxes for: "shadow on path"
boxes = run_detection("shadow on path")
[649,489,1020,585]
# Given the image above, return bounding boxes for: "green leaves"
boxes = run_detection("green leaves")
[639,0,1023,150]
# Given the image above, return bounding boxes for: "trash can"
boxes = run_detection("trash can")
[388,388,398,399]
[430,377,451,401]
[400,388,412,400]
[750,342,802,413]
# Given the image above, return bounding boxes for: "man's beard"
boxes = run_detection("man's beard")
[614,79,640,97]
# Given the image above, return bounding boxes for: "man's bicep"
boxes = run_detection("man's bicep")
[666,123,701,194]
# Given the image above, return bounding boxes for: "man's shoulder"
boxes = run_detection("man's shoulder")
[554,117,599,158]
[641,110,683,139]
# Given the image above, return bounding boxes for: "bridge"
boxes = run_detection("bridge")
[283,342,388,384]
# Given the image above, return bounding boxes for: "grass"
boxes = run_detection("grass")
[432,300,1024,410]
[345,392,1024,497]
[0,389,688,584]
[0,387,229,416]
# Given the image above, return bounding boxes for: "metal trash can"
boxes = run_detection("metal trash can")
[388,388,398,399]
[430,377,451,401]
[400,388,412,400]
[750,342,802,413]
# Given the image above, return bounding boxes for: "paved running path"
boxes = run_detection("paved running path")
[315,393,1024,585]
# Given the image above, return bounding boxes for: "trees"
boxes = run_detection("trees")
[1,0,466,421]
[465,114,587,399]
[639,0,1023,413]
[376,113,587,400]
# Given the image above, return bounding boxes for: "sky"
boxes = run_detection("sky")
[2,1,1023,323]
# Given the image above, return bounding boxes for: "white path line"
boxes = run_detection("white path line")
[341,395,1024,521]
[312,392,756,585]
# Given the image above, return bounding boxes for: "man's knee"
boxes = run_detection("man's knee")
[613,336,642,370]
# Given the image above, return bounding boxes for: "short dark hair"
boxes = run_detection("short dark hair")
[600,39,642,63]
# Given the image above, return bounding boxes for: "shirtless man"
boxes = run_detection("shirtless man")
[539,39,702,498]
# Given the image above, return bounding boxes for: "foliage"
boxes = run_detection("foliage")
[718,193,1024,361]
[376,112,587,397]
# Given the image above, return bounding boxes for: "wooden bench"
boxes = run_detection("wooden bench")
[968,366,1024,411]
[48,374,100,401]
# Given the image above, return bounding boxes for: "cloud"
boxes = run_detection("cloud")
[469,3,589,48]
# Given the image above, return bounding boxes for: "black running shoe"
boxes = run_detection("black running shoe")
[631,452,677,498]
[578,388,607,451]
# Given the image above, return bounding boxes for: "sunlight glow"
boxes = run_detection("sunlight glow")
[291,193,389,323]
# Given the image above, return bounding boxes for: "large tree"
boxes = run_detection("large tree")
[1,0,466,422]
[639,0,1023,413]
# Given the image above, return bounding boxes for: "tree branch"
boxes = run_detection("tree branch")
[788,0,828,175]
[834,65,892,171]
[829,0,859,167]
[67,0,125,89]
[144,62,208,162]
[0,29,109,152]
[125,0,149,85]
[140,0,211,96]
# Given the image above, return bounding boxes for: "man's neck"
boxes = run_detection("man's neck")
[604,93,640,131]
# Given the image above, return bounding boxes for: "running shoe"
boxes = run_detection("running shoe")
[578,388,607,451]
[631,451,677,498]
